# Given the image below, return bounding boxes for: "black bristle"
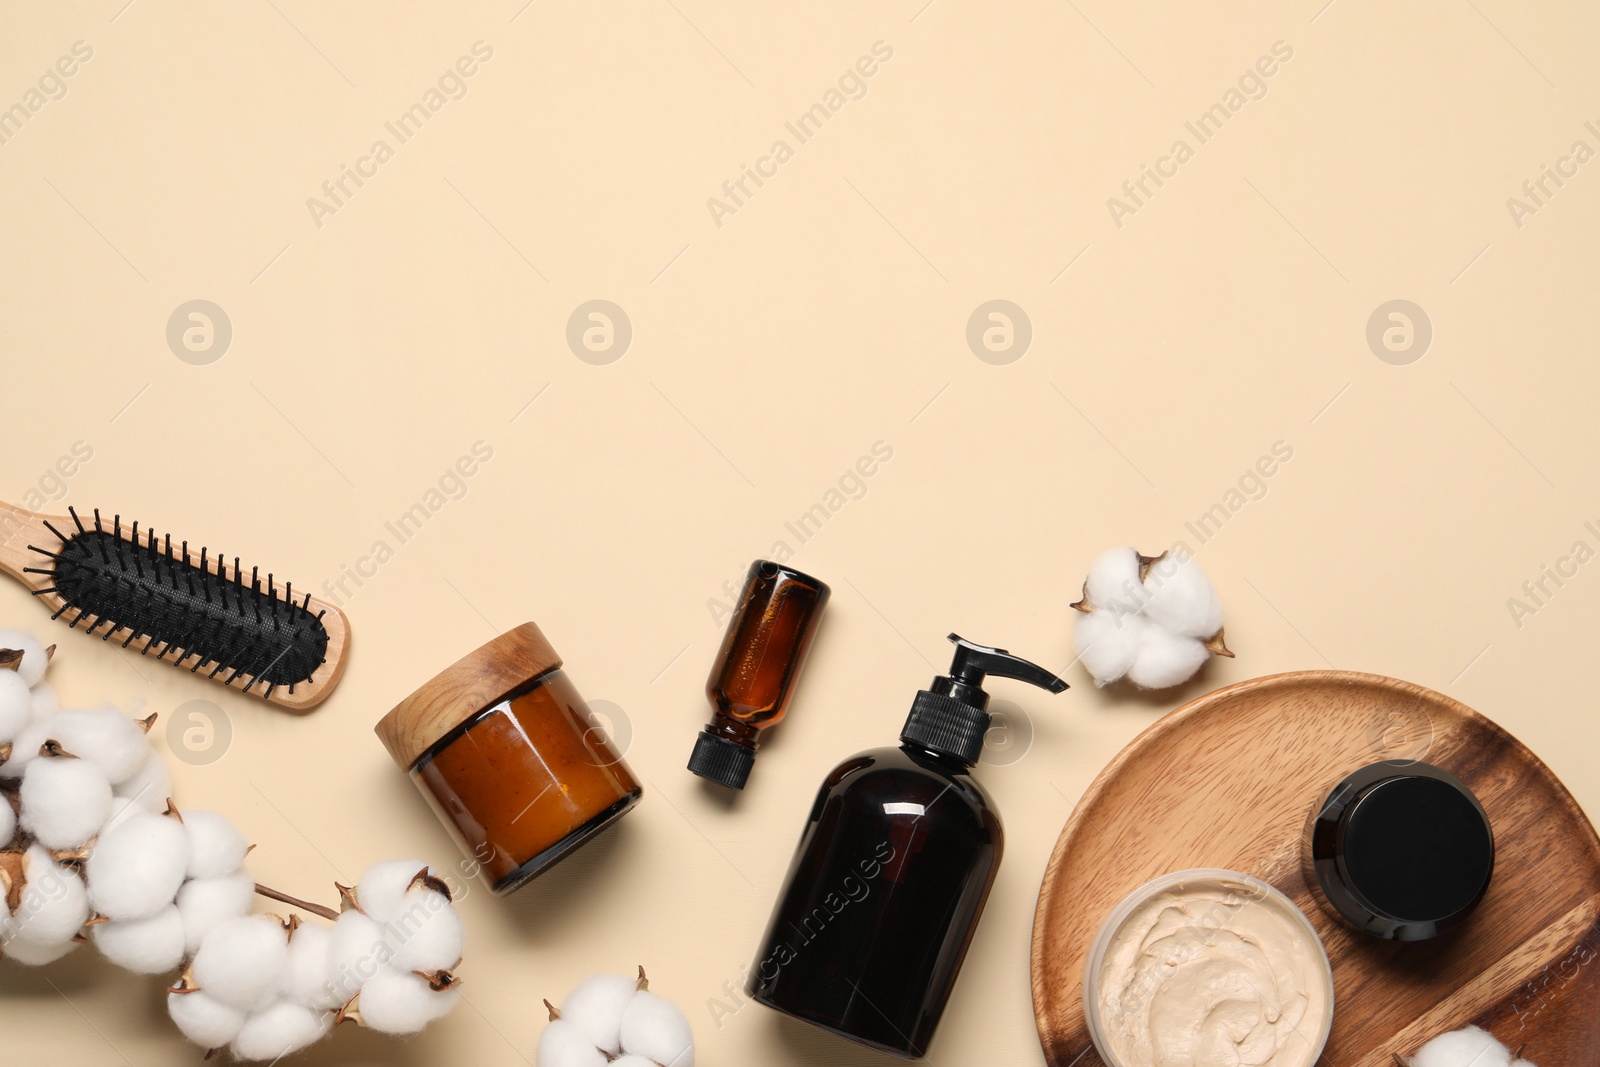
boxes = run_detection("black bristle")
[44,515,329,691]
[68,506,85,533]
[92,511,110,562]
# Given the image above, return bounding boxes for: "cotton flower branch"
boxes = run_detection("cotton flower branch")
[0,628,467,1061]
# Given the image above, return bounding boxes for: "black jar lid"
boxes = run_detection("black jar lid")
[1306,760,1494,941]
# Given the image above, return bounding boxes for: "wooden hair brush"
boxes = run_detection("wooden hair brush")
[0,502,349,709]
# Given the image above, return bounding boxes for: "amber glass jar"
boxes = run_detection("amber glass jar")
[376,623,642,894]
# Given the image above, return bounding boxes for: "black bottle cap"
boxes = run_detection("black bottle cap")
[687,729,756,790]
[900,634,1068,766]
[1306,760,1494,941]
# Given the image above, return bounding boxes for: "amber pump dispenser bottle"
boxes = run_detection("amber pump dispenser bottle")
[687,561,829,790]
[747,634,1068,1059]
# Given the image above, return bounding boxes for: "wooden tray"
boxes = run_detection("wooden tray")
[1031,671,1600,1067]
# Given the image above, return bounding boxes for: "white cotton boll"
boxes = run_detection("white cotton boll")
[281,923,342,1011]
[355,967,459,1035]
[619,990,695,1067]
[182,810,249,880]
[1125,626,1211,690]
[355,858,429,925]
[91,904,186,974]
[538,1017,610,1067]
[193,916,290,1011]
[1141,554,1224,639]
[326,910,388,1006]
[559,974,640,1055]
[230,1000,331,1061]
[612,1058,661,1067]
[1411,1026,1513,1067]
[0,797,14,845]
[0,671,30,744]
[177,870,257,955]
[3,933,79,966]
[12,845,89,944]
[1074,609,1145,687]
[384,890,464,974]
[0,718,51,778]
[0,630,49,688]
[29,682,58,722]
[113,751,172,811]
[87,811,191,921]
[101,797,147,838]
[20,755,113,849]
[1083,547,1144,612]
[41,708,149,784]
[169,990,247,1049]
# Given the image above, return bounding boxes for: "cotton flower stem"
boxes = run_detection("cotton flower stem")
[253,883,340,922]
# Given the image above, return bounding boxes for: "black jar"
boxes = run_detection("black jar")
[1303,759,1494,941]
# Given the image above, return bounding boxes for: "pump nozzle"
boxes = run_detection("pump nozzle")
[901,633,1069,766]
[942,634,1070,702]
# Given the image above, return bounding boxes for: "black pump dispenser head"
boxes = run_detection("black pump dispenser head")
[900,634,1069,766]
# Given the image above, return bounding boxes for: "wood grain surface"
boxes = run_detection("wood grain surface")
[0,501,349,711]
[374,620,561,769]
[1031,671,1600,1067]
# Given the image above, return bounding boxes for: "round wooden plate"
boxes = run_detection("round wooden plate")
[1031,671,1600,1067]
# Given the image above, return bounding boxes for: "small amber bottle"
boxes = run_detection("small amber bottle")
[686,561,829,789]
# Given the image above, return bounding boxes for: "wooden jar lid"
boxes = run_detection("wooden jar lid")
[375,622,562,770]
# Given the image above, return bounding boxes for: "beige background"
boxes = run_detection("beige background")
[2,1,1598,1064]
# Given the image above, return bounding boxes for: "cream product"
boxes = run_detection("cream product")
[375,623,643,895]
[1304,759,1494,941]
[1084,869,1333,1067]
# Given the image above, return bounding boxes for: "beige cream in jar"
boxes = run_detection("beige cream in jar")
[1084,869,1333,1067]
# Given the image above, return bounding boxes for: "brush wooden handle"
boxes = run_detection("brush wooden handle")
[0,501,349,711]
[1031,671,1600,1066]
